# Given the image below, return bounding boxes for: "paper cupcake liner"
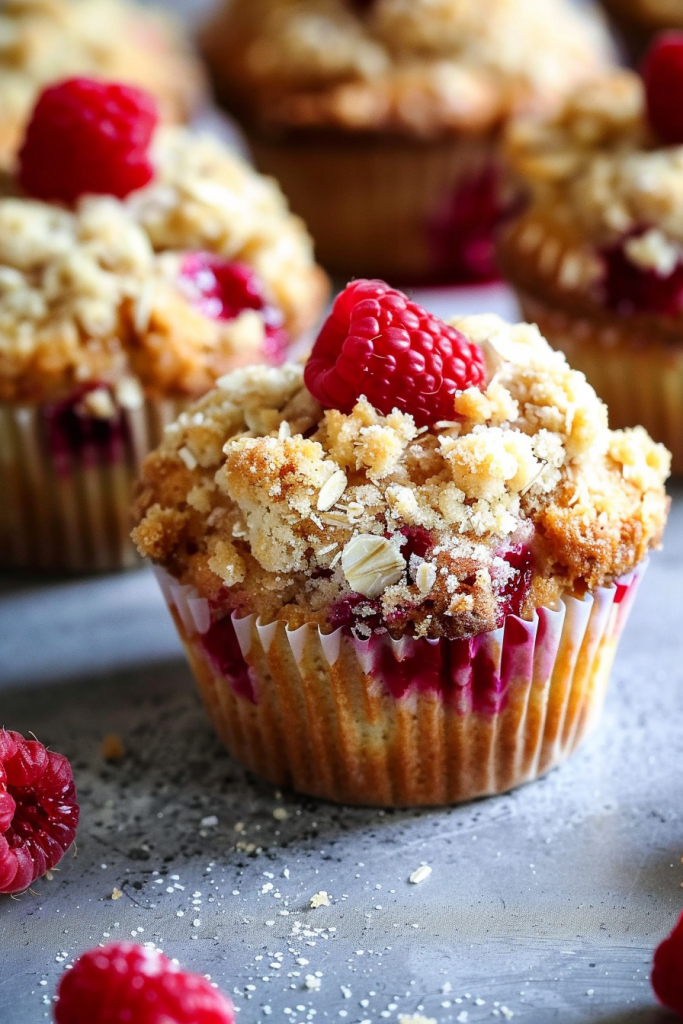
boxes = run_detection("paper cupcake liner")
[516,290,683,473]
[0,395,187,572]
[154,563,646,807]
[248,131,504,284]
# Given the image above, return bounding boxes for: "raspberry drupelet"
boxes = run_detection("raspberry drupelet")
[54,943,235,1024]
[0,729,79,895]
[304,279,487,427]
[642,31,683,146]
[652,912,683,1017]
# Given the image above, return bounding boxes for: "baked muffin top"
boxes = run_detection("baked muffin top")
[132,311,670,642]
[202,0,613,138]
[0,0,205,166]
[0,125,327,405]
[504,60,683,312]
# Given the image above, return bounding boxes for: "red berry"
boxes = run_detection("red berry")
[54,943,235,1024]
[642,32,683,145]
[602,241,683,314]
[180,254,288,365]
[304,279,487,427]
[652,911,683,1016]
[0,728,79,895]
[19,77,158,203]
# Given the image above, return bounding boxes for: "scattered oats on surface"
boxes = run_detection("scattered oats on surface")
[408,865,432,885]
[110,888,123,901]
[310,891,331,909]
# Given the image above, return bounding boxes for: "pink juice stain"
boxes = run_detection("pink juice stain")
[601,239,683,315]
[200,614,258,704]
[42,386,126,478]
[427,164,504,285]
[180,253,288,364]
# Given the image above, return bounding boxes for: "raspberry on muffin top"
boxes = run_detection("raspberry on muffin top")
[0,79,327,405]
[132,286,670,643]
[202,0,613,138]
[0,0,205,166]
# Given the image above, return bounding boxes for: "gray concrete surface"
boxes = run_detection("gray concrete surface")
[1,461,682,1024]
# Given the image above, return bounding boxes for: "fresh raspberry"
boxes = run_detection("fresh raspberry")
[652,911,683,1016]
[54,943,235,1024]
[180,254,288,365]
[304,279,487,427]
[0,728,79,895]
[19,77,158,203]
[642,32,683,145]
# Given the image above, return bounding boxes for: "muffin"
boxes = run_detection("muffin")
[200,0,613,283]
[132,280,670,807]
[600,0,683,61]
[499,40,683,474]
[0,77,328,572]
[0,0,207,168]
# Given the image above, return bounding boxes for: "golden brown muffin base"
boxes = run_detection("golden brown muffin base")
[248,129,500,280]
[159,569,641,807]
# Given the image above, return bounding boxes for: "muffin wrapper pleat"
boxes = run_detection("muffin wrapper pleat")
[154,563,646,807]
[516,290,683,474]
[248,132,501,282]
[0,396,187,571]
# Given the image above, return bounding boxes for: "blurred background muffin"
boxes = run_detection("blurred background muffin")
[0,77,328,572]
[0,0,208,167]
[499,36,683,473]
[200,0,614,284]
[600,0,683,61]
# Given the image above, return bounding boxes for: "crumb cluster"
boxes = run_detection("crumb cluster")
[0,128,325,403]
[505,71,683,290]
[132,314,670,641]
[202,0,612,137]
[0,0,204,165]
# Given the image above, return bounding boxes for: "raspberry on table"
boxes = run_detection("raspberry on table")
[304,279,487,427]
[179,254,288,365]
[54,943,235,1024]
[642,32,683,145]
[652,911,683,1017]
[0,728,79,895]
[19,77,159,204]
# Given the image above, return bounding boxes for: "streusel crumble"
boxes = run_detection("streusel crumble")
[133,314,669,641]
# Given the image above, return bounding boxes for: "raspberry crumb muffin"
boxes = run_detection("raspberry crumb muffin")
[200,0,613,283]
[499,37,683,474]
[132,280,670,807]
[0,0,206,168]
[600,0,683,61]
[0,78,328,572]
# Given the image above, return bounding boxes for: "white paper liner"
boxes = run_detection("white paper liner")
[156,562,647,806]
[0,396,187,571]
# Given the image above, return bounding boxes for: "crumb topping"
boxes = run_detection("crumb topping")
[506,71,683,282]
[202,0,612,137]
[0,128,325,403]
[0,0,204,164]
[132,315,670,641]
